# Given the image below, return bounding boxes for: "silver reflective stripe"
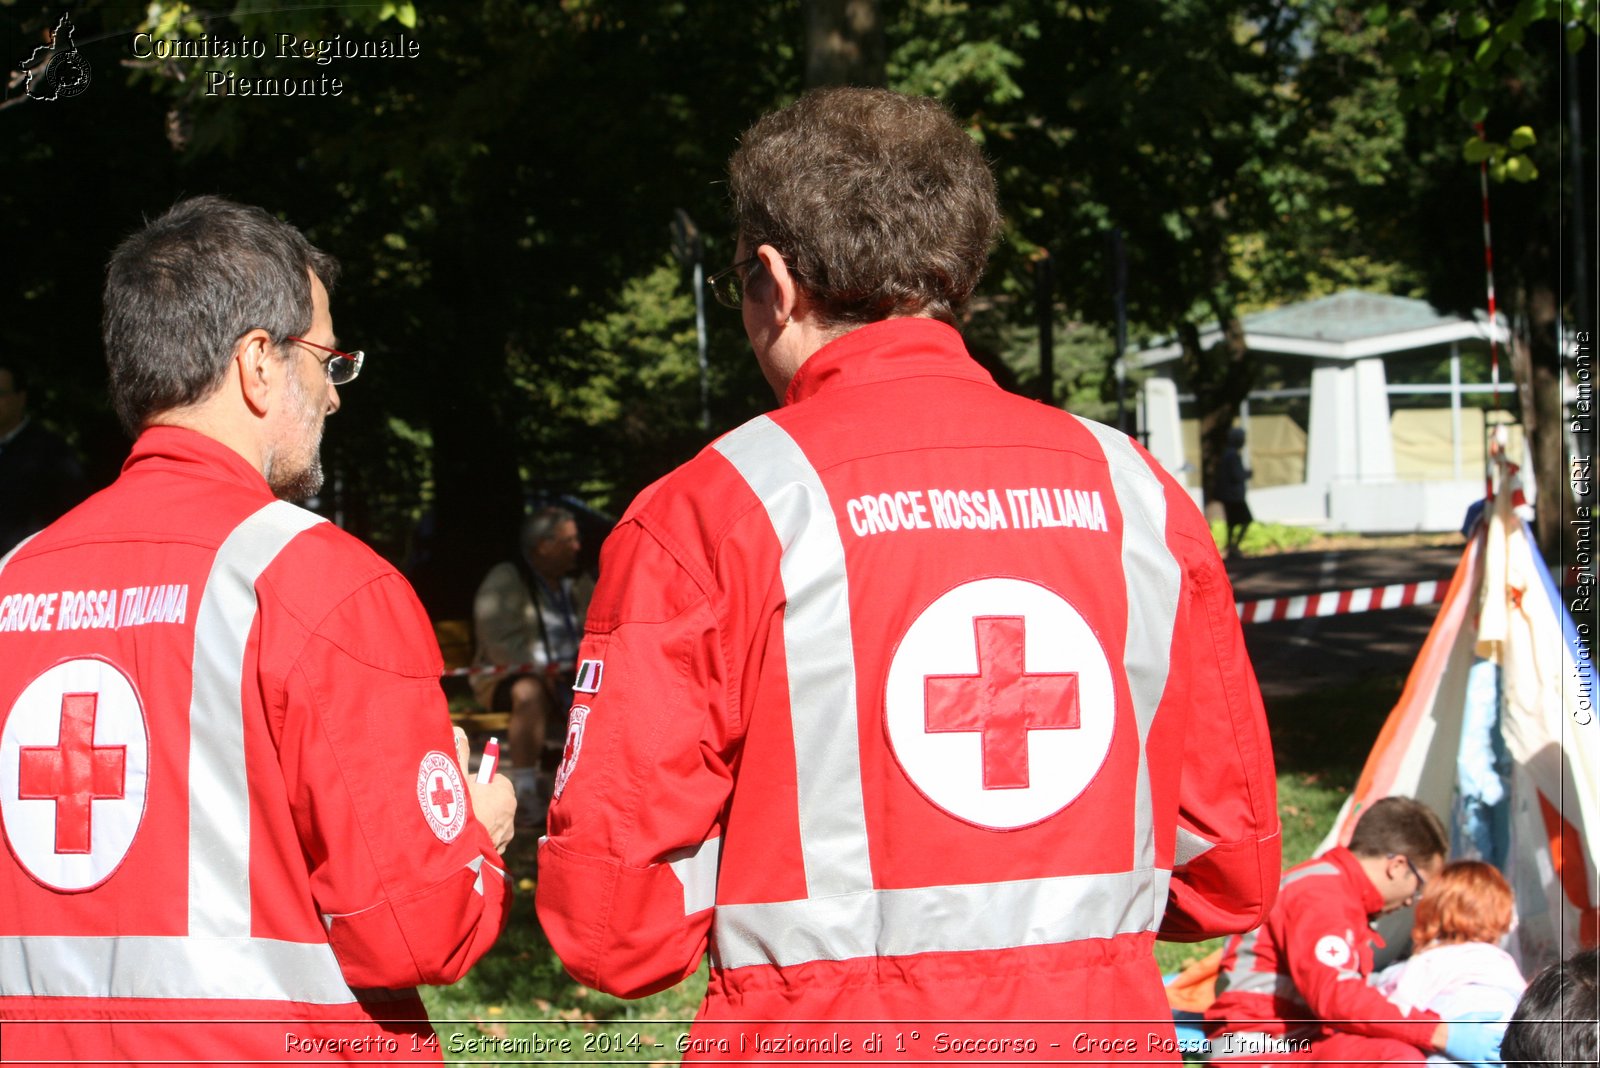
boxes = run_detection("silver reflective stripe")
[666,837,722,915]
[709,413,1184,970]
[1072,418,1180,897]
[714,868,1172,970]
[1216,862,1341,998]
[467,854,504,898]
[188,501,326,936]
[0,935,357,1004]
[1282,859,1339,887]
[1215,926,1300,1000]
[0,501,359,1004]
[713,416,871,897]
[1175,826,1216,866]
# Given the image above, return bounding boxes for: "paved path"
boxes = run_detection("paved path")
[1225,544,1467,700]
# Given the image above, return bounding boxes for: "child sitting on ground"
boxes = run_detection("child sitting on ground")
[1373,859,1527,1048]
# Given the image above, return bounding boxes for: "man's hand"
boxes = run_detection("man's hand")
[454,727,517,853]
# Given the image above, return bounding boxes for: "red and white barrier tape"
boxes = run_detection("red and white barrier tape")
[1236,580,1445,624]
[442,662,541,679]
[446,581,1449,673]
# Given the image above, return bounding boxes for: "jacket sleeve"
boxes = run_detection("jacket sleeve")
[536,519,734,999]
[271,571,512,990]
[1279,895,1440,1045]
[1159,522,1282,940]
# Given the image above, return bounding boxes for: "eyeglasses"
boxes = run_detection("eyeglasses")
[707,256,760,309]
[1392,854,1428,904]
[286,336,364,385]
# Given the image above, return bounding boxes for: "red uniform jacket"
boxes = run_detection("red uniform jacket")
[1206,846,1440,1049]
[0,428,510,1064]
[538,320,1280,1061]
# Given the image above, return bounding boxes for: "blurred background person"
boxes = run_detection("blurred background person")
[0,361,89,557]
[472,505,592,826]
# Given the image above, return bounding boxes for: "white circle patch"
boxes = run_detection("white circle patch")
[885,577,1115,829]
[0,657,150,892]
[1315,934,1352,968]
[552,705,590,802]
[416,750,467,843]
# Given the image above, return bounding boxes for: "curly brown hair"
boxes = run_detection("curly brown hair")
[1411,860,1515,949]
[728,86,1000,328]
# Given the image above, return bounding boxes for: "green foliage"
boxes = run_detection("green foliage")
[419,879,706,1062]
[1207,520,1321,556]
[519,259,709,511]
[1360,0,1593,184]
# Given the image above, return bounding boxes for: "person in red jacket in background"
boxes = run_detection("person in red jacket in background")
[0,196,515,1065]
[1206,796,1504,1065]
[537,86,1282,1063]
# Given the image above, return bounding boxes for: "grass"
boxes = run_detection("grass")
[1209,519,1322,556]
[1209,519,1465,557]
[425,674,1404,1063]
[420,875,706,1064]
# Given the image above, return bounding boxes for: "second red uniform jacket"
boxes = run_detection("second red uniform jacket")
[537,319,1281,1061]
[1205,845,1441,1053]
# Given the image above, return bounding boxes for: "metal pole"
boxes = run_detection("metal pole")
[693,260,709,431]
[672,209,711,432]
[1035,251,1055,405]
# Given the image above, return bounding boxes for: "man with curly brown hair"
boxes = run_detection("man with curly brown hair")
[539,88,1281,1061]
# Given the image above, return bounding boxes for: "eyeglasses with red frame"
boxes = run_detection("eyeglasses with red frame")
[286,336,364,385]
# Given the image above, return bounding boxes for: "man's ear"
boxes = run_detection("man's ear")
[753,243,800,327]
[234,329,278,417]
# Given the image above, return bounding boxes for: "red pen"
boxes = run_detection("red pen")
[476,736,500,784]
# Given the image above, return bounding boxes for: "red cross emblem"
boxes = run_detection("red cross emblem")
[552,704,590,803]
[924,616,1081,790]
[430,775,455,819]
[17,692,128,854]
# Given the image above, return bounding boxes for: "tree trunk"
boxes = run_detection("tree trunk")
[1515,278,1566,564]
[804,0,885,87]
[407,234,527,621]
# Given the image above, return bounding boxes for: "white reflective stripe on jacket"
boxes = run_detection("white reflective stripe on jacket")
[0,501,363,1004]
[702,414,1184,971]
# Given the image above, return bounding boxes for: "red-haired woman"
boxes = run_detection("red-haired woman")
[1374,860,1528,1028]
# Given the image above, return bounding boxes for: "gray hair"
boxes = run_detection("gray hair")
[102,195,339,434]
[520,506,575,556]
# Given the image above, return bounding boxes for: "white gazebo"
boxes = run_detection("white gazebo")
[1134,290,1515,532]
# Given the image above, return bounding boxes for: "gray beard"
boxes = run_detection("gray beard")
[269,363,327,501]
[269,453,324,501]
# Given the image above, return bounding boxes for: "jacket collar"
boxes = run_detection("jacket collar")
[123,425,274,498]
[1327,845,1388,919]
[783,318,994,407]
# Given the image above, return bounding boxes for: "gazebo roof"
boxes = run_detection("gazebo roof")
[1133,289,1507,366]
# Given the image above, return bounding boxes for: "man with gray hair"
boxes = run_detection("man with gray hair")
[0,195,514,1064]
[472,505,591,825]
[539,87,1281,1059]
